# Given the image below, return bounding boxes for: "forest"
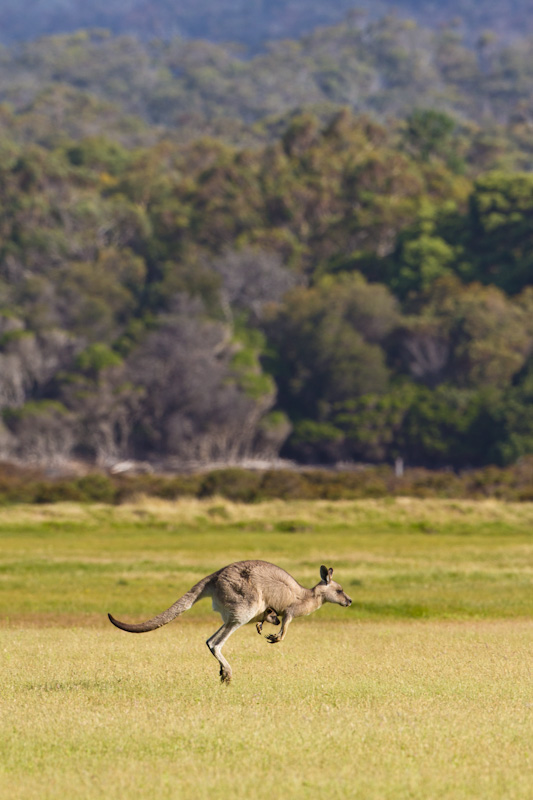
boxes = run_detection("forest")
[2,0,533,48]
[2,9,533,472]
[4,18,533,148]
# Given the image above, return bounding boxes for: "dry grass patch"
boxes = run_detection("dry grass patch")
[1,621,532,799]
[1,495,533,529]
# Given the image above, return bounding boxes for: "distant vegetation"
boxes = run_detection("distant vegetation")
[3,20,533,145]
[1,11,533,471]
[1,0,533,48]
[2,458,533,504]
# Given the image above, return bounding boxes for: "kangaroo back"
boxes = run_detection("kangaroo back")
[108,573,213,633]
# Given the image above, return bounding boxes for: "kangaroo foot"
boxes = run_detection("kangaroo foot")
[219,665,232,684]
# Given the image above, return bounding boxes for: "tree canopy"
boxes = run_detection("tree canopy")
[1,14,533,470]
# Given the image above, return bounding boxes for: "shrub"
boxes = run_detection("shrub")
[198,469,262,502]
[75,473,117,503]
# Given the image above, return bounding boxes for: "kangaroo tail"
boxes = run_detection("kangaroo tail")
[108,574,213,633]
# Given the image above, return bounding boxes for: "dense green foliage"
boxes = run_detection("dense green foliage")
[1,105,533,468]
[1,13,533,470]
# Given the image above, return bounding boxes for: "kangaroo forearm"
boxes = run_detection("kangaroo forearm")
[279,614,292,640]
[274,598,320,641]
[266,611,293,643]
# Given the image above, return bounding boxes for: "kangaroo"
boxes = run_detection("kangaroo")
[108,560,352,683]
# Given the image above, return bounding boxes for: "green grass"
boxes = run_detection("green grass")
[1,497,533,622]
[2,622,532,799]
[1,498,533,798]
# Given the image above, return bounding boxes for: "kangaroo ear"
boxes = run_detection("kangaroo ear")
[328,567,334,581]
[320,565,329,582]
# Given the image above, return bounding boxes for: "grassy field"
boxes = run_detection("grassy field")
[1,497,533,798]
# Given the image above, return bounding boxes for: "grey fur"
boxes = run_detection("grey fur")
[108,560,352,683]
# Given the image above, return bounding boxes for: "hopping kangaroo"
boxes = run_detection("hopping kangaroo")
[108,560,352,683]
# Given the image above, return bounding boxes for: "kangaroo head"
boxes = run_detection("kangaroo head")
[318,565,352,607]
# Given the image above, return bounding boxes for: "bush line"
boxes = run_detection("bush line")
[1,459,533,504]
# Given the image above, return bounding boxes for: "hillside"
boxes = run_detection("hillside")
[2,20,533,149]
[1,14,533,471]
[1,0,533,49]
[1,106,533,469]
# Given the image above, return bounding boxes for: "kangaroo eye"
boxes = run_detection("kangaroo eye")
[337,589,342,594]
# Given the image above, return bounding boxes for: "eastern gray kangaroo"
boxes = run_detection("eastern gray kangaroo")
[108,560,352,683]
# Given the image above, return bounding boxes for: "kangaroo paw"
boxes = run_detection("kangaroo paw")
[256,622,263,635]
[219,666,232,684]
[266,633,281,644]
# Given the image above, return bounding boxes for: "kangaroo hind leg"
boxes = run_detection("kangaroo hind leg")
[206,620,242,684]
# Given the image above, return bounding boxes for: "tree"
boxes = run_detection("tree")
[60,344,142,465]
[398,278,532,389]
[466,172,533,294]
[126,298,280,462]
[208,246,296,324]
[2,400,74,464]
[397,384,498,468]
[266,273,397,422]
[404,109,456,162]
[334,386,417,463]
